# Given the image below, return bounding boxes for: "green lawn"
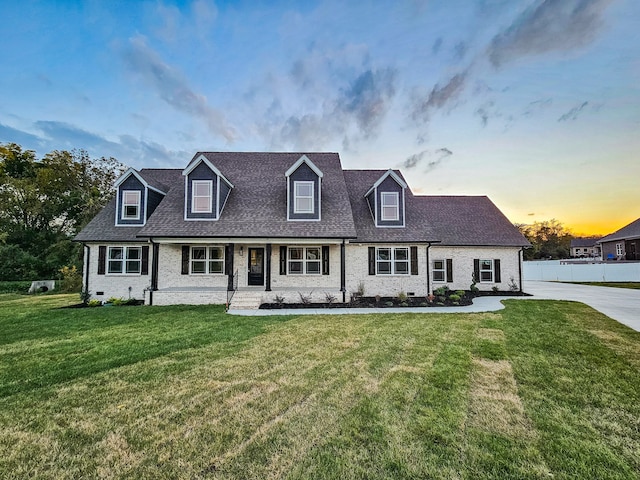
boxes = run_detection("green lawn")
[1,294,639,479]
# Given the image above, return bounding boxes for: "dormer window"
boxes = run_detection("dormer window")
[192,180,213,213]
[122,191,141,220]
[364,169,407,228]
[380,192,399,221]
[294,181,314,214]
[285,155,323,221]
[182,155,234,221]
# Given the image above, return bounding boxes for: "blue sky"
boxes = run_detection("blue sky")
[1,0,639,234]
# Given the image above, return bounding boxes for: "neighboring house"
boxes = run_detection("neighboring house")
[597,217,640,261]
[570,238,601,259]
[74,152,530,306]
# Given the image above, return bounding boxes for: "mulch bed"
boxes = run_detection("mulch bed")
[260,291,531,309]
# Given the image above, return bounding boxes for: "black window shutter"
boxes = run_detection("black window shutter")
[473,259,480,283]
[410,246,418,275]
[446,259,453,283]
[494,259,501,283]
[98,246,106,275]
[141,246,149,275]
[280,246,287,275]
[322,246,330,275]
[368,247,376,275]
[181,246,190,275]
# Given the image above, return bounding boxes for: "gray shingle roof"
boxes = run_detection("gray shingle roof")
[137,152,357,239]
[344,170,530,246]
[570,237,600,248]
[597,217,640,243]
[74,169,181,242]
[75,153,528,247]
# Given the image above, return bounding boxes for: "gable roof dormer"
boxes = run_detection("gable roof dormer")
[182,154,234,221]
[364,169,407,228]
[285,155,323,221]
[114,168,167,227]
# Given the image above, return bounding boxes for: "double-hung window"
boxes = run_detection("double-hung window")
[122,191,141,220]
[479,259,494,282]
[380,192,399,221]
[191,246,224,274]
[294,181,314,214]
[107,246,141,274]
[432,260,446,282]
[288,247,321,274]
[616,243,623,256]
[376,247,409,274]
[192,180,212,213]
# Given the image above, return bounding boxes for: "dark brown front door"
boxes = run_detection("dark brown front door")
[248,248,264,286]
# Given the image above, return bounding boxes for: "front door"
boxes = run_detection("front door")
[248,248,264,286]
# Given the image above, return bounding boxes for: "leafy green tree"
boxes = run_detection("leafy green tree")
[516,219,572,260]
[0,143,127,280]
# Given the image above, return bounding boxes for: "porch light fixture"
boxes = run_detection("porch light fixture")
[240,246,244,256]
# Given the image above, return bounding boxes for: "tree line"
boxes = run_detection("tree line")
[0,143,126,281]
[516,219,580,260]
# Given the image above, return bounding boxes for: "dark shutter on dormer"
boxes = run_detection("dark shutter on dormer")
[322,246,330,275]
[141,246,149,275]
[181,246,189,275]
[410,246,418,275]
[494,259,501,283]
[368,247,375,275]
[446,259,453,283]
[98,246,106,275]
[280,246,287,275]
[473,259,480,283]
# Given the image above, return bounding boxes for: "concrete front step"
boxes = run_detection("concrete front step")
[229,291,264,310]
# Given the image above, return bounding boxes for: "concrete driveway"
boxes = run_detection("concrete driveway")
[524,280,640,332]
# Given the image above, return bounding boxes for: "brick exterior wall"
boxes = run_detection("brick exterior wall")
[83,242,152,302]
[83,241,523,305]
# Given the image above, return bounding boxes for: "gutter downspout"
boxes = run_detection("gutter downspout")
[518,247,524,293]
[341,239,346,303]
[150,239,160,306]
[83,243,90,299]
[426,243,431,295]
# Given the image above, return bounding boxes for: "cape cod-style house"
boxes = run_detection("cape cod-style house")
[74,152,530,307]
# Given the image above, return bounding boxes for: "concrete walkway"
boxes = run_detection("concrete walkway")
[522,280,640,332]
[229,281,640,333]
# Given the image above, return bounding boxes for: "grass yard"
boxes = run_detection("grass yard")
[1,295,639,479]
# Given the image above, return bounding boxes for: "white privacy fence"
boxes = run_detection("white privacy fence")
[524,261,640,282]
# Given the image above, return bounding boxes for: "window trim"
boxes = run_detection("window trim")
[121,190,141,220]
[293,181,314,214]
[107,246,142,275]
[616,243,623,256]
[287,246,322,275]
[380,192,399,221]
[191,180,213,214]
[479,259,494,283]
[432,259,446,282]
[189,246,225,275]
[376,247,409,275]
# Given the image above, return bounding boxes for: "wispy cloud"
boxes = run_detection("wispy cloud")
[488,0,615,67]
[340,68,397,138]
[558,101,589,121]
[411,72,467,124]
[402,148,452,172]
[121,35,235,142]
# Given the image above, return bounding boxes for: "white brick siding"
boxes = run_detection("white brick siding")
[84,242,151,302]
[429,246,522,292]
[157,244,227,289]
[83,241,523,306]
